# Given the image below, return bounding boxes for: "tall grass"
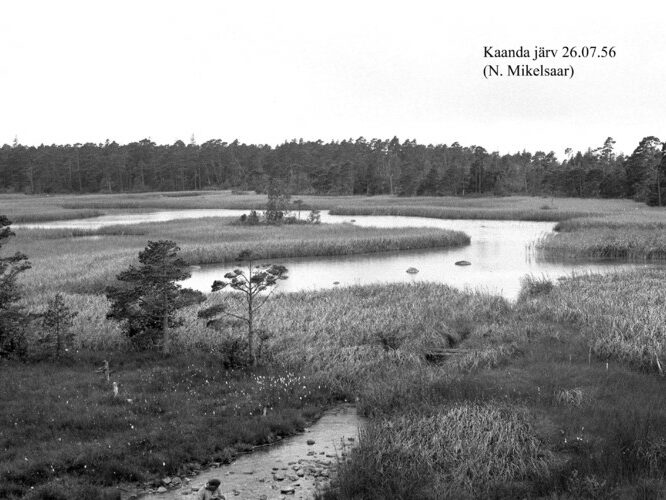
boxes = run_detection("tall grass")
[519,269,666,373]
[333,404,552,499]
[8,209,105,223]
[329,205,590,222]
[540,210,666,260]
[539,228,666,260]
[14,220,469,295]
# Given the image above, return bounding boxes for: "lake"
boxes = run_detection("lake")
[21,209,658,300]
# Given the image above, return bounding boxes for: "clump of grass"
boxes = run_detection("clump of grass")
[554,387,584,407]
[333,404,552,499]
[518,275,554,301]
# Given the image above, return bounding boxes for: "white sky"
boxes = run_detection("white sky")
[1,0,664,156]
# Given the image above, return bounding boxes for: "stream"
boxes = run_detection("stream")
[130,405,360,500]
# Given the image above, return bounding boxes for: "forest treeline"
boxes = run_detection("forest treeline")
[1,135,665,205]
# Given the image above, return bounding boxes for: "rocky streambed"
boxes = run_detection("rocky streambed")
[128,405,361,500]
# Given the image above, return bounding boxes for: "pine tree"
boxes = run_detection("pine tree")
[41,293,77,358]
[106,240,204,353]
[0,216,31,357]
[198,250,287,366]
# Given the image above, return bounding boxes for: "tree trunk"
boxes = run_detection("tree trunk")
[162,312,170,354]
[248,290,255,366]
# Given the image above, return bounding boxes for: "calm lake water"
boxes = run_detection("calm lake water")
[22,209,658,300]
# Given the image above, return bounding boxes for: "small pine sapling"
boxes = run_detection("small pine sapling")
[41,293,77,358]
[198,250,287,366]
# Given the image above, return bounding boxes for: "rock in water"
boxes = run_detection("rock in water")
[406,267,419,274]
[306,439,316,445]
[455,260,471,266]
[156,486,167,494]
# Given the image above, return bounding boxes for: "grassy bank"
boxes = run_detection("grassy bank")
[522,269,666,373]
[328,205,590,222]
[0,353,336,500]
[15,218,469,295]
[539,210,666,260]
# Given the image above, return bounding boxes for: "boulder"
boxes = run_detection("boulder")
[455,260,471,266]
[406,267,419,274]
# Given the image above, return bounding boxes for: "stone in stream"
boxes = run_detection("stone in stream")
[156,486,167,494]
[273,472,286,481]
[306,439,315,445]
[281,485,296,494]
[406,267,419,274]
[455,260,471,266]
[161,477,171,486]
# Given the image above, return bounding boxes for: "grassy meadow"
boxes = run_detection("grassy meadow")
[0,191,660,222]
[1,191,666,499]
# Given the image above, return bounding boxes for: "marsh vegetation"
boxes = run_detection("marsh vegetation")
[1,192,665,499]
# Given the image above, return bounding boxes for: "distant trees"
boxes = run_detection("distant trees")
[106,240,204,353]
[625,136,662,203]
[1,135,665,206]
[0,216,31,357]
[198,250,287,366]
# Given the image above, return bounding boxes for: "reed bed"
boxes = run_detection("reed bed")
[521,269,666,373]
[14,221,469,295]
[329,205,591,222]
[538,228,666,260]
[334,404,552,498]
[554,211,666,232]
[6,209,105,223]
[166,283,513,392]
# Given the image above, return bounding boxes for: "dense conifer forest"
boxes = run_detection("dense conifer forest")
[1,136,665,205]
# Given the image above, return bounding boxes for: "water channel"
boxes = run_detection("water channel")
[22,209,657,301]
